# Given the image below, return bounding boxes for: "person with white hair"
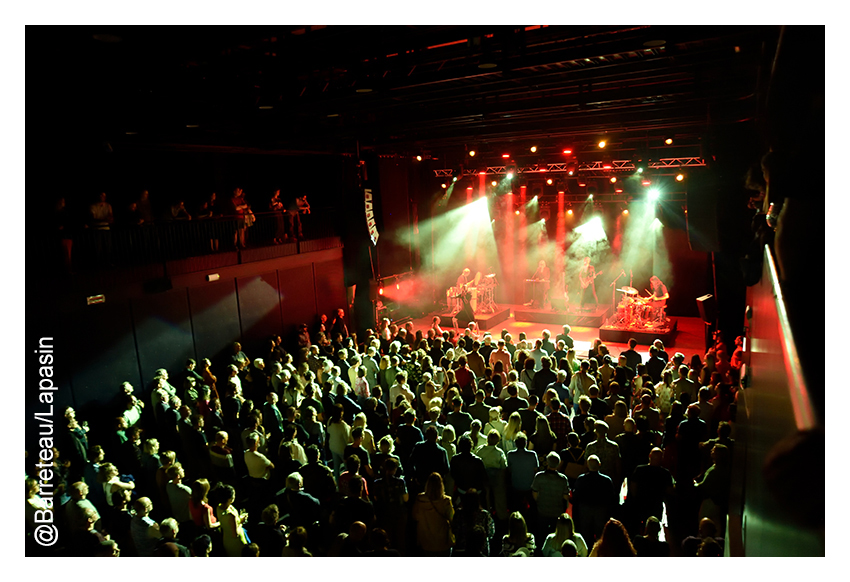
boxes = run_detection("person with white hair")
[532,451,571,539]
[585,420,622,487]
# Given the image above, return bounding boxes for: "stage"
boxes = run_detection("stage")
[514,304,612,328]
[599,317,679,346]
[415,305,707,357]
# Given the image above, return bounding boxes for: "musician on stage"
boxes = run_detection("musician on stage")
[648,276,669,320]
[457,267,471,290]
[531,260,551,308]
[451,268,472,314]
[578,256,600,311]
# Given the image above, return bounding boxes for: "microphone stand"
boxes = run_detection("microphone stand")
[610,271,626,308]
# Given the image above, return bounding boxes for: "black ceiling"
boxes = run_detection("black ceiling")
[30,25,779,164]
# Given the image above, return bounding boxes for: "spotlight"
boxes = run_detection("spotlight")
[502,154,511,159]
[567,209,573,216]
[479,171,486,175]
[452,177,458,182]
[530,146,537,153]
[416,155,422,161]
[396,284,400,290]
[379,287,384,295]
[467,186,473,191]
[676,173,685,182]
[441,183,447,189]
[598,140,606,148]
[515,210,520,215]
[568,169,575,176]
[648,188,660,201]
[588,194,593,200]
[506,172,514,179]
[610,177,617,183]
[541,218,546,223]
[641,179,652,187]
[469,150,476,157]
[546,178,553,185]
[563,149,573,155]
[491,181,498,187]
[622,209,629,215]
[665,138,673,145]
[636,166,644,174]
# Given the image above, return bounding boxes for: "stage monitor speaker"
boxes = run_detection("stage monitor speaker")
[696,294,717,325]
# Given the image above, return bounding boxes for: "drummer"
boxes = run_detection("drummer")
[649,276,669,319]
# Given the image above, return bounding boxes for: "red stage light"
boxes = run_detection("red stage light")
[501,154,510,159]
[567,209,573,215]
[610,176,617,183]
[378,287,384,295]
[563,149,572,155]
[546,178,553,185]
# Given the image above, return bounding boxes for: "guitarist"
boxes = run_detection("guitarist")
[578,256,601,311]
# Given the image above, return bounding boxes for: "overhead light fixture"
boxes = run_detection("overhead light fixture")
[546,178,553,185]
[622,209,629,215]
[648,188,660,200]
[206,273,220,282]
[452,177,458,182]
[676,174,685,182]
[563,149,573,155]
[598,140,607,148]
[636,166,645,174]
[469,150,476,157]
[441,183,447,189]
[642,178,652,187]
[502,154,511,159]
[567,209,573,216]
[530,146,537,153]
[491,180,498,187]
[665,138,673,145]
[515,210,521,215]
[416,155,422,161]
[506,173,514,179]
[610,177,617,183]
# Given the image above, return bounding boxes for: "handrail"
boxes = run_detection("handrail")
[764,246,817,430]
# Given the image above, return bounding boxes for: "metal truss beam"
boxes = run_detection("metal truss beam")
[434,157,705,177]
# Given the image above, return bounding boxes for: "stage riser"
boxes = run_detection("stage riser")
[599,320,678,346]
[437,307,512,331]
[514,308,611,328]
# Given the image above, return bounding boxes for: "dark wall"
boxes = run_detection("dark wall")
[33,249,345,433]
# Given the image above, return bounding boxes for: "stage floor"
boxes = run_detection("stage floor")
[414,304,708,361]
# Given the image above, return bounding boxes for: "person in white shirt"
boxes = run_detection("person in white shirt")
[389,372,415,405]
[244,432,274,480]
[498,370,530,400]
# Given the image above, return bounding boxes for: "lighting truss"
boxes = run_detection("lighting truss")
[434,157,705,177]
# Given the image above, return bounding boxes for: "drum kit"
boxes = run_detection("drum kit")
[448,271,499,314]
[612,286,667,328]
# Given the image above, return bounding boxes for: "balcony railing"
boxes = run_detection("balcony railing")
[69,210,341,272]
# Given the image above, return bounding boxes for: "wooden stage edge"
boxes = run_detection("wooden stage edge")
[599,318,679,345]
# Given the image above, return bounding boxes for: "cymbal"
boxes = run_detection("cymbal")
[617,287,638,294]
